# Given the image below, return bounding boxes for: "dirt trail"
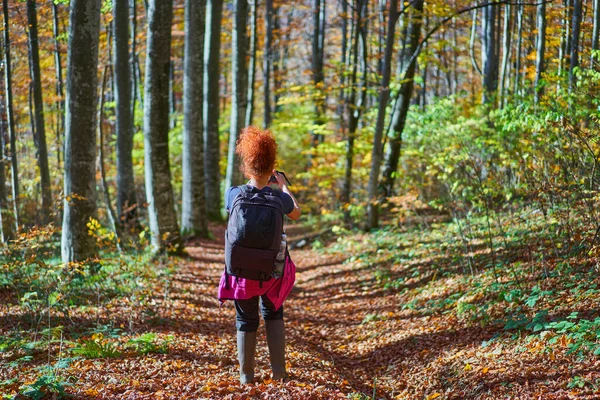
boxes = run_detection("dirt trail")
[64,225,588,399]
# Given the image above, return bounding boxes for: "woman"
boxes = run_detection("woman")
[218,126,301,384]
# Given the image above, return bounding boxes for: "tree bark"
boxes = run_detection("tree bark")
[181,0,207,238]
[0,57,8,242]
[61,0,102,263]
[366,0,399,230]
[2,0,18,234]
[245,0,257,127]
[143,0,181,252]
[27,0,52,223]
[52,1,64,169]
[225,0,248,191]
[592,0,600,65]
[341,0,367,215]
[469,9,483,76]
[513,2,523,94]
[264,0,274,128]
[311,0,326,144]
[534,0,546,104]
[380,0,424,198]
[203,0,224,221]
[481,2,499,104]
[569,0,583,92]
[113,0,137,228]
[499,4,512,107]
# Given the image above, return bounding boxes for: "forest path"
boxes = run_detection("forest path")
[174,225,379,399]
[66,224,586,399]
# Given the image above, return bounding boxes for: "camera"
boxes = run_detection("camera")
[269,170,292,186]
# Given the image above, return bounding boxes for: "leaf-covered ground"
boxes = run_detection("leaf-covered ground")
[2,213,600,399]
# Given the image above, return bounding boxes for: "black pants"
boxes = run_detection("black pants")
[235,295,283,332]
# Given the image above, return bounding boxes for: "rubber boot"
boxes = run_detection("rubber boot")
[237,331,256,384]
[265,319,288,381]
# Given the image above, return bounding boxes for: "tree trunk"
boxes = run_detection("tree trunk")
[181,0,207,238]
[380,0,424,198]
[341,0,367,215]
[311,0,325,144]
[592,0,600,65]
[534,0,546,104]
[225,0,248,191]
[61,0,102,263]
[264,0,274,128]
[338,0,349,134]
[52,1,64,169]
[481,2,499,104]
[0,60,8,242]
[130,0,138,117]
[113,0,137,228]
[98,63,122,250]
[469,9,483,76]
[514,2,523,95]
[203,0,224,221]
[366,0,399,230]
[499,4,512,107]
[2,0,19,234]
[27,0,52,223]
[569,0,583,92]
[245,0,257,127]
[143,0,181,252]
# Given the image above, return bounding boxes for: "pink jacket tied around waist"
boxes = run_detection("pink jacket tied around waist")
[218,255,296,310]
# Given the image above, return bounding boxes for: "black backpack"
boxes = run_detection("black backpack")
[225,185,284,281]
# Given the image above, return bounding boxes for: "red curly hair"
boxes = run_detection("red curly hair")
[236,126,278,178]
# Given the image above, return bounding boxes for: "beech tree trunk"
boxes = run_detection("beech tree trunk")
[203,0,224,221]
[366,0,399,229]
[2,0,18,233]
[143,0,181,252]
[113,0,137,227]
[380,0,424,198]
[27,0,52,223]
[0,65,8,242]
[481,2,499,104]
[245,0,257,127]
[534,0,546,104]
[592,0,600,64]
[499,4,512,107]
[569,0,583,92]
[264,0,274,128]
[514,2,523,94]
[341,0,367,213]
[311,0,326,144]
[225,0,248,191]
[61,0,102,262]
[181,0,207,238]
[52,1,64,168]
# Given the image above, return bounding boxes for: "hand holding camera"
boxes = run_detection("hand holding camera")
[269,170,291,187]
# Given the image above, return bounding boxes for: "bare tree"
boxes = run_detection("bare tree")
[264,0,274,128]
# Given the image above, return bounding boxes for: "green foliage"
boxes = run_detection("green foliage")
[71,334,121,359]
[126,332,173,355]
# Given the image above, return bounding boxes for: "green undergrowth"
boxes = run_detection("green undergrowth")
[326,201,600,361]
[0,227,177,399]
